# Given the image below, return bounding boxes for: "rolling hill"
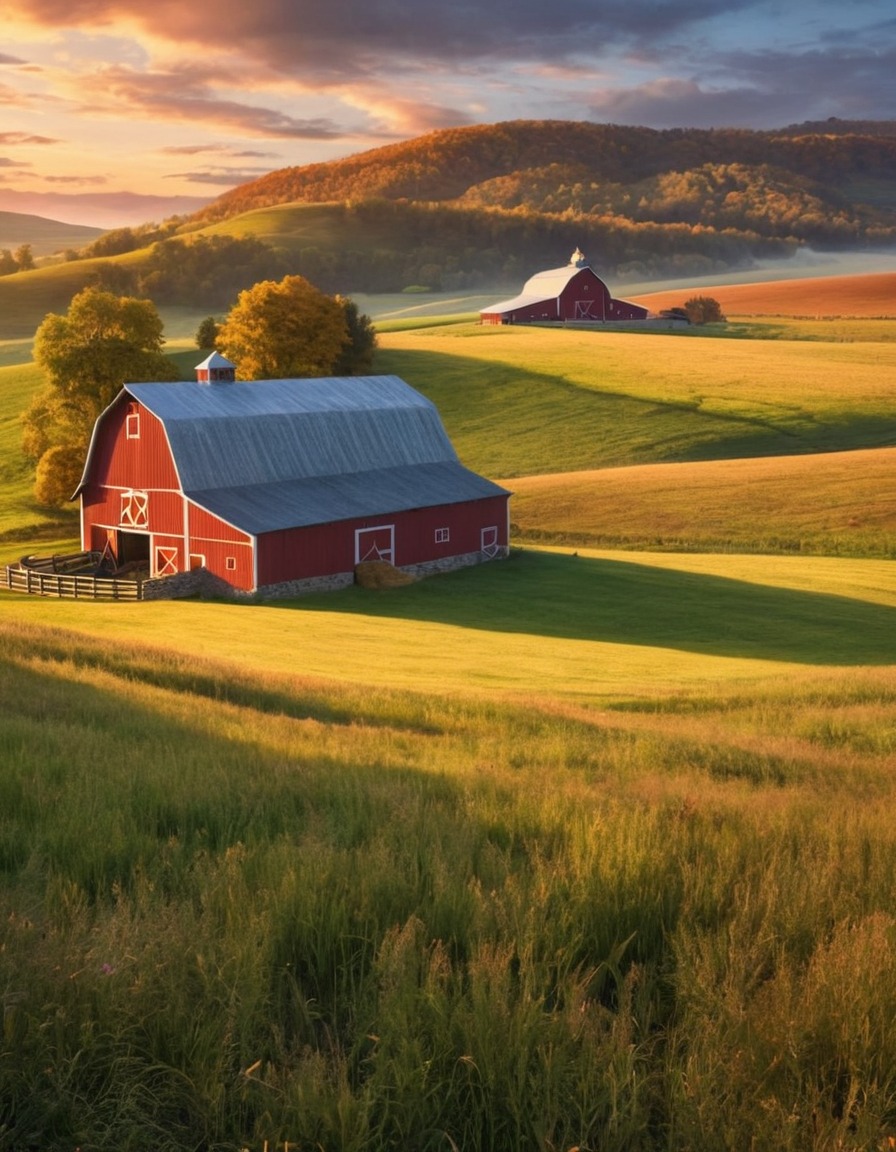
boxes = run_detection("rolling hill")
[3,118,896,340]
[631,271,896,318]
[0,211,103,257]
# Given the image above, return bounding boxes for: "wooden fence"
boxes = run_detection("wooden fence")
[4,551,145,601]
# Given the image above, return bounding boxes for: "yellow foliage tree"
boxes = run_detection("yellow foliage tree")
[34,444,85,508]
[217,275,349,380]
[22,286,177,507]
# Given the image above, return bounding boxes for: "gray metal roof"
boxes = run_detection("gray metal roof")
[81,374,508,534]
[190,460,504,534]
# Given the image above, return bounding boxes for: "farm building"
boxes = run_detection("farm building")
[73,356,510,597]
[481,248,648,325]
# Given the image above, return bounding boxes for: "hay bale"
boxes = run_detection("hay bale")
[354,560,416,589]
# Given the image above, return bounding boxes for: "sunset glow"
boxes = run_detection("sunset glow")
[1,0,894,227]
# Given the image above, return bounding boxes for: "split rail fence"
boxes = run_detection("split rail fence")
[4,551,145,601]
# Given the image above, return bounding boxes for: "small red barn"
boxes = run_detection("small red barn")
[481,248,648,325]
[74,357,510,597]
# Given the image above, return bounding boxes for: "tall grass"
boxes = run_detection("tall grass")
[3,619,896,1150]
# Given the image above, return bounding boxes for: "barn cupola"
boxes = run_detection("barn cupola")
[195,351,236,384]
[569,248,588,268]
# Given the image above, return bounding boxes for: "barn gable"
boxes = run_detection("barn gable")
[76,370,510,596]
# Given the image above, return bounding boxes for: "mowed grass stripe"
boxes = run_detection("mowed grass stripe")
[506,446,896,555]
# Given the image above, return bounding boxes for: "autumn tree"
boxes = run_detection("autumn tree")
[683,295,726,324]
[217,275,350,379]
[22,287,177,506]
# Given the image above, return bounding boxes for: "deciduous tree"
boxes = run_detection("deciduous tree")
[216,275,349,379]
[195,315,220,349]
[22,287,177,506]
[683,295,726,324]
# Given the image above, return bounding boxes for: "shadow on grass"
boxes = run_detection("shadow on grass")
[375,345,896,472]
[290,549,896,667]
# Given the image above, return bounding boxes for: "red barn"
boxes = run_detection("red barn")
[481,248,648,325]
[74,356,510,597]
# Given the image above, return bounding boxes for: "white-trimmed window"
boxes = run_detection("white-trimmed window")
[435,527,450,544]
[225,556,237,571]
[126,412,140,439]
[120,489,149,528]
[189,553,206,571]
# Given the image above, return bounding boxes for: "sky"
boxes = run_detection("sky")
[1,0,895,229]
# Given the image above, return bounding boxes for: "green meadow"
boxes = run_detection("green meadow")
[3,307,896,1150]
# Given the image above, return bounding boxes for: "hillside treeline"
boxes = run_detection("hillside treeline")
[80,202,795,304]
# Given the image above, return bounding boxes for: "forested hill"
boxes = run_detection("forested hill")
[189,119,896,248]
[7,118,894,331]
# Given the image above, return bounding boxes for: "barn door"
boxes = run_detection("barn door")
[355,524,395,565]
[481,526,499,558]
[154,545,179,577]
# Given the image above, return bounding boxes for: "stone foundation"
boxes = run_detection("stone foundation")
[142,567,242,601]
[142,546,509,602]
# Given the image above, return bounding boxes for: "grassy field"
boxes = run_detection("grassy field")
[375,321,896,479]
[3,272,896,1149]
[3,554,896,1149]
[506,447,896,555]
[632,270,896,319]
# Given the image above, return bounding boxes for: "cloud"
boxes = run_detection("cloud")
[74,64,351,138]
[0,131,59,144]
[43,173,108,184]
[165,165,273,186]
[5,0,755,75]
[160,144,279,158]
[0,52,28,65]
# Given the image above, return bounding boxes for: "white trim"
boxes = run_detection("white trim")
[434,526,450,544]
[154,544,179,577]
[355,524,395,565]
[187,532,253,550]
[126,412,140,439]
[188,553,206,571]
[120,489,149,528]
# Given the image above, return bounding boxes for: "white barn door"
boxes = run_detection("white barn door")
[355,524,395,564]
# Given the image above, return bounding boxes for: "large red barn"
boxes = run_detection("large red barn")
[74,357,510,597]
[481,249,648,325]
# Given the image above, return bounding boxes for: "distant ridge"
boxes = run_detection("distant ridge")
[0,210,104,256]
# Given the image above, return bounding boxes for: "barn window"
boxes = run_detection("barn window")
[225,556,236,571]
[126,412,140,439]
[435,527,450,544]
[189,553,205,571]
[120,489,149,528]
